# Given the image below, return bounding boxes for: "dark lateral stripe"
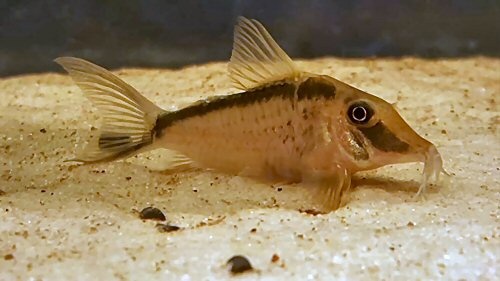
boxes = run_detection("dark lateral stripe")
[154,82,295,135]
[297,76,336,100]
[154,77,338,136]
[359,121,410,153]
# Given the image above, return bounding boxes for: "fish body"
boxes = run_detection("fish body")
[158,77,337,181]
[56,17,444,211]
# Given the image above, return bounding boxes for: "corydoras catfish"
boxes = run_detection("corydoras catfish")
[56,17,446,211]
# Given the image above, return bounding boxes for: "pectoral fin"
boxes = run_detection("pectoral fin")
[303,165,352,212]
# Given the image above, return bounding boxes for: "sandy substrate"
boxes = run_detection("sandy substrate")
[0,57,498,280]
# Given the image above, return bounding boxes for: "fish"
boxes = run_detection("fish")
[55,17,446,211]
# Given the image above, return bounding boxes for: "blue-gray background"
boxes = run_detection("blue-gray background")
[1,0,499,77]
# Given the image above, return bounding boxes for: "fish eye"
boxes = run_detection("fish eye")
[348,101,373,124]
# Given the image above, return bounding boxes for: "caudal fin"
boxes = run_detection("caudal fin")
[55,57,165,163]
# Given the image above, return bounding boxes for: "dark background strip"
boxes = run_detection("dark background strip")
[0,0,499,77]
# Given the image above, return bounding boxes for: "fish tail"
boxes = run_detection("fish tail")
[55,57,165,164]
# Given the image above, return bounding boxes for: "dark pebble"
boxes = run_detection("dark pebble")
[40,128,47,133]
[4,254,14,260]
[0,190,5,196]
[227,255,253,274]
[139,207,166,221]
[156,223,181,233]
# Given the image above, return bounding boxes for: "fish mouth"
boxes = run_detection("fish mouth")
[416,145,446,197]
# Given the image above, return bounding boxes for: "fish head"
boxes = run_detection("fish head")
[328,77,443,182]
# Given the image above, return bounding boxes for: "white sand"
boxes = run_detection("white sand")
[0,58,498,280]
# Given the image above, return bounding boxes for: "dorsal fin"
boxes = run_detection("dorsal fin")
[228,17,301,91]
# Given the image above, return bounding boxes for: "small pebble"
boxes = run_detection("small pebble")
[227,255,253,274]
[139,207,166,221]
[0,190,5,196]
[271,254,280,263]
[4,254,14,260]
[156,223,181,233]
[39,128,47,133]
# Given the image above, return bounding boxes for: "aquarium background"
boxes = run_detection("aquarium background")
[0,0,499,76]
